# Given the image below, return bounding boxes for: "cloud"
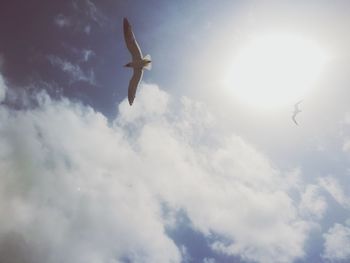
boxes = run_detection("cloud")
[323,222,350,261]
[0,87,180,263]
[0,73,7,102]
[0,82,314,263]
[319,177,350,208]
[54,14,71,28]
[72,0,107,27]
[299,185,327,220]
[54,1,107,35]
[48,55,95,85]
[62,44,95,63]
[81,49,94,62]
[117,84,169,124]
[0,232,37,263]
[343,140,350,152]
[84,0,106,26]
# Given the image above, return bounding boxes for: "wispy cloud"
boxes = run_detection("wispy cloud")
[81,49,94,62]
[0,73,7,102]
[48,55,95,85]
[72,0,107,27]
[61,44,95,63]
[319,176,350,208]
[54,14,71,28]
[54,0,107,35]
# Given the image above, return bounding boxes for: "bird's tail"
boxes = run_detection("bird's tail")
[143,54,152,70]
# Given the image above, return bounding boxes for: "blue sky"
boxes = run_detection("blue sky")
[0,1,350,263]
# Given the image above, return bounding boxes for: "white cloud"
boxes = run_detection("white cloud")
[0,89,180,263]
[180,245,191,263]
[48,55,95,85]
[323,222,350,261]
[0,83,313,263]
[62,45,95,63]
[117,84,169,124]
[0,73,7,102]
[319,177,350,208]
[299,185,327,220]
[84,0,102,24]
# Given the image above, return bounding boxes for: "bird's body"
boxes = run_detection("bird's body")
[123,17,152,105]
[125,61,144,68]
[124,58,151,69]
[292,100,303,125]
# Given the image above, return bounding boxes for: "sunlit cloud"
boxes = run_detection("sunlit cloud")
[0,79,319,263]
[1,2,350,262]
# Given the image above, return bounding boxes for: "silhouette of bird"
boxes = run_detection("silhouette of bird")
[123,17,152,106]
[292,100,303,125]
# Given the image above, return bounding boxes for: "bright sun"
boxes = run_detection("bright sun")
[228,34,328,110]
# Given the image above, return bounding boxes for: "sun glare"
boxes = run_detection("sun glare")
[228,34,328,110]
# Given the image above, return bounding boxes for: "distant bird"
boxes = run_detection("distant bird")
[292,100,303,125]
[123,17,152,105]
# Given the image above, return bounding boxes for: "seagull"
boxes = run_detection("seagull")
[123,17,152,106]
[292,100,303,125]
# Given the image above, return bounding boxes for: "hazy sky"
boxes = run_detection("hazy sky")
[1,1,350,263]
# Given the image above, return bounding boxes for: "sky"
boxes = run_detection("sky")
[0,1,350,263]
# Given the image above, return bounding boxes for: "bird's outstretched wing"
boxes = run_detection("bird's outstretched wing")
[123,18,142,60]
[292,113,298,125]
[128,69,143,105]
[294,100,303,111]
[292,100,302,125]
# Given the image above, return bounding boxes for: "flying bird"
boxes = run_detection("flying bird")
[123,17,152,106]
[292,100,303,125]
